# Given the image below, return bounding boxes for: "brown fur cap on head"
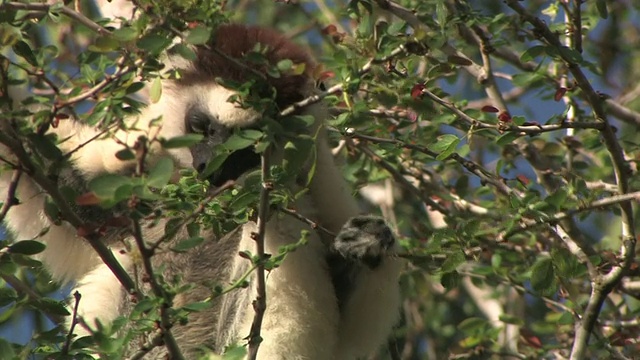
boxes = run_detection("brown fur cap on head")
[177,24,317,109]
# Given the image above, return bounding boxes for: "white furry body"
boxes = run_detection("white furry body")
[1,26,402,359]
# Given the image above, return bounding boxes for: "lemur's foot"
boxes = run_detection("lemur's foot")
[333,215,395,269]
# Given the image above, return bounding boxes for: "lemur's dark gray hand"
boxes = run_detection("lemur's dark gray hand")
[332,215,395,269]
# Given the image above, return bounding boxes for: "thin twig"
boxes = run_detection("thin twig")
[130,136,183,359]
[246,148,271,360]
[502,191,640,239]
[149,180,236,251]
[278,44,407,117]
[279,206,336,239]
[57,58,143,108]
[131,220,184,360]
[62,291,82,355]
[354,141,447,214]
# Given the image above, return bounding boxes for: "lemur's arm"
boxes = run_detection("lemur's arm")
[305,127,403,358]
[330,216,403,359]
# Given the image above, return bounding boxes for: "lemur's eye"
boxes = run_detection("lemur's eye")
[316,81,327,91]
[186,108,215,135]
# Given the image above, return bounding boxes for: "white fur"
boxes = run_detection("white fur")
[72,247,131,335]
[237,218,339,359]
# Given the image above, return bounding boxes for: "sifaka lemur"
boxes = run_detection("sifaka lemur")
[0,24,403,359]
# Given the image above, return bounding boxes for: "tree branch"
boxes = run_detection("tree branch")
[0,2,111,35]
[246,148,271,360]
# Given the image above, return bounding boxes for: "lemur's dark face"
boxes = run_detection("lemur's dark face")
[173,24,318,187]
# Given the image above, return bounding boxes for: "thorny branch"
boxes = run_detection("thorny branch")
[246,148,272,360]
[354,141,446,214]
[129,139,184,360]
[279,44,408,117]
[61,291,82,356]
[501,191,640,238]
[131,220,184,360]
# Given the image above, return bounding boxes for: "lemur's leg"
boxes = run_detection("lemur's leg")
[329,216,403,359]
[1,137,134,338]
[70,246,132,337]
[237,219,340,359]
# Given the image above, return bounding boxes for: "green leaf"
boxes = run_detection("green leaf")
[496,132,520,146]
[436,1,447,32]
[150,77,162,103]
[126,82,146,94]
[436,137,459,160]
[27,134,63,161]
[545,189,567,210]
[224,134,256,151]
[185,25,211,45]
[137,34,172,54]
[551,248,582,278]
[491,253,502,268]
[0,339,15,359]
[112,27,138,42]
[441,251,465,273]
[171,43,197,61]
[186,222,200,237]
[283,138,313,174]
[13,40,38,66]
[43,197,61,225]
[596,0,608,19]
[9,240,46,255]
[0,286,17,307]
[131,297,159,317]
[147,157,174,188]
[90,36,119,52]
[240,129,264,141]
[520,45,546,63]
[277,59,293,72]
[182,301,212,312]
[557,311,574,325]
[89,174,131,199]
[171,237,205,253]
[162,134,204,149]
[428,134,459,154]
[229,191,258,212]
[530,256,556,294]
[223,345,248,360]
[201,152,229,179]
[457,317,487,334]
[30,297,70,316]
[440,271,460,289]
[115,148,135,161]
[558,46,583,63]
[499,313,524,326]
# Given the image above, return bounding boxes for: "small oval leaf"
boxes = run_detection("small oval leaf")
[9,240,46,255]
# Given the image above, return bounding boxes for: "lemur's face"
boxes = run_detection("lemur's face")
[180,83,262,186]
[168,24,318,187]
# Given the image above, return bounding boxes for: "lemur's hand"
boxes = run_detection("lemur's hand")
[332,215,396,269]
